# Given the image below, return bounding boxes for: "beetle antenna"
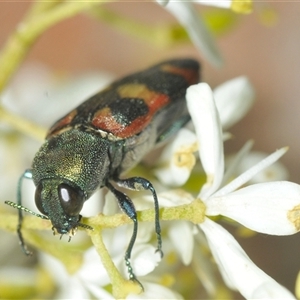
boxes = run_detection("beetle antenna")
[5,201,49,220]
[5,200,49,256]
[77,222,93,231]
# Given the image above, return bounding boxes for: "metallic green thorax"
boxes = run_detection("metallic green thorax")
[32,129,113,199]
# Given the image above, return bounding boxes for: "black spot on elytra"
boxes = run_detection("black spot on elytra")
[109,98,149,126]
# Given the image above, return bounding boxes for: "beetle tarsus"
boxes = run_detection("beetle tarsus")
[106,181,140,278]
[115,177,164,258]
[17,224,32,256]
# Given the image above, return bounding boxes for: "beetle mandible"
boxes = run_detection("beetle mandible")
[6,58,200,286]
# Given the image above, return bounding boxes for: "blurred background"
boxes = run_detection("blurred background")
[0,1,300,297]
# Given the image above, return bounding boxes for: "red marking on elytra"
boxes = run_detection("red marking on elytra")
[92,84,170,138]
[92,107,120,132]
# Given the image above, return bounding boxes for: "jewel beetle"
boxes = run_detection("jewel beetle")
[6,58,200,287]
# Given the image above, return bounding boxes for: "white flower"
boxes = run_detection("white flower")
[226,149,289,184]
[38,190,181,299]
[47,222,152,297]
[186,82,297,298]
[40,224,179,299]
[156,0,253,66]
[40,247,114,299]
[155,76,255,187]
[144,82,298,298]
[2,64,296,299]
[158,0,222,66]
[154,128,198,186]
[1,63,113,128]
[197,0,253,12]
[200,218,294,299]
[213,76,255,130]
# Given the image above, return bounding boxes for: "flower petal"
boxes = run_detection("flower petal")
[156,0,169,6]
[81,189,104,217]
[222,140,254,186]
[200,218,295,299]
[106,228,161,278]
[136,189,194,210]
[186,83,224,199]
[154,128,197,186]
[79,247,111,286]
[131,244,161,277]
[162,1,223,66]
[206,181,300,235]
[39,251,110,299]
[227,150,289,184]
[213,147,288,197]
[56,277,90,300]
[213,76,255,130]
[168,221,194,265]
[197,0,232,9]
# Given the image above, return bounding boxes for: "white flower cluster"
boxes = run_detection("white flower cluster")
[160,81,296,299]
[11,70,294,299]
[1,0,298,299]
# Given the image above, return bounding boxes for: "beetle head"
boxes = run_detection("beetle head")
[34,179,89,237]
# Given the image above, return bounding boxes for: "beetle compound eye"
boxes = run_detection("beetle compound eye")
[58,184,84,216]
[34,183,47,216]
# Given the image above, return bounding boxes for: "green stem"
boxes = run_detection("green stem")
[90,7,189,47]
[89,230,141,298]
[86,197,206,230]
[2,196,206,233]
[0,105,46,141]
[24,1,62,20]
[1,194,205,297]
[0,0,102,93]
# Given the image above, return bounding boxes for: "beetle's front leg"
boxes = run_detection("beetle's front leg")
[5,169,51,256]
[105,181,143,290]
[113,177,163,258]
[17,169,33,256]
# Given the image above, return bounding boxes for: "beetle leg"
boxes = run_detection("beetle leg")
[114,177,163,258]
[17,169,33,256]
[106,181,143,290]
[6,169,49,256]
